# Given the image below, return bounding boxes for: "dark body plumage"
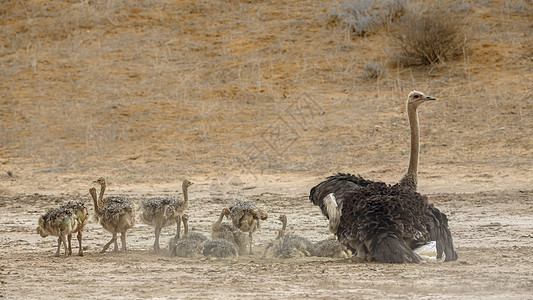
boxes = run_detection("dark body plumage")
[310,173,373,224]
[310,173,458,263]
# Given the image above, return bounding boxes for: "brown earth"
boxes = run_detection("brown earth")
[1,0,532,299]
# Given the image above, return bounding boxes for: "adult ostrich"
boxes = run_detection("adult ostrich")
[309,91,458,263]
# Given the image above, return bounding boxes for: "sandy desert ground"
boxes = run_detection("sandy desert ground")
[1,0,532,299]
[1,186,533,299]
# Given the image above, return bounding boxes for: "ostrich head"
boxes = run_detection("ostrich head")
[93,177,106,187]
[407,90,436,108]
[279,214,288,232]
[222,207,231,218]
[182,179,194,189]
[279,214,287,224]
[253,208,268,220]
[36,226,48,238]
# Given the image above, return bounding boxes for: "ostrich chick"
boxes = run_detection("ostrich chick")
[36,206,79,257]
[169,238,204,258]
[202,239,238,258]
[314,237,352,258]
[139,180,194,251]
[276,214,314,258]
[211,207,249,255]
[262,214,286,259]
[182,214,209,243]
[89,186,135,253]
[228,201,268,255]
[180,213,209,242]
[169,214,208,257]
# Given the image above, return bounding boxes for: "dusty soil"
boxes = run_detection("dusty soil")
[1,0,532,299]
[1,189,533,299]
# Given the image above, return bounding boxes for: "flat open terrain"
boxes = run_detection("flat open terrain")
[1,0,532,299]
[1,188,533,299]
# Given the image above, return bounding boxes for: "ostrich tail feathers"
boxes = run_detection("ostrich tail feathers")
[427,204,459,262]
[371,235,423,264]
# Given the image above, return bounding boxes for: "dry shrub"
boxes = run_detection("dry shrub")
[393,6,465,66]
[329,0,405,36]
[362,62,385,80]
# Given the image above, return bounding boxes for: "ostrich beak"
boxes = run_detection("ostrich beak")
[425,95,436,101]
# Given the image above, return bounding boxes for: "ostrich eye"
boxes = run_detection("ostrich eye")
[414,95,419,98]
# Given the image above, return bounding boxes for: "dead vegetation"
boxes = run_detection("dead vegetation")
[328,0,406,36]
[393,3,466,66]
[1,1,531,192]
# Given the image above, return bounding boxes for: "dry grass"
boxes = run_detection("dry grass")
[0,0,532,190]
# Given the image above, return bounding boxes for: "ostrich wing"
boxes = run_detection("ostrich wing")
[309,173,373,219]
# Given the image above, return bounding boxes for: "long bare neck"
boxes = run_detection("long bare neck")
[219,211,226,224]
[182,184,189,207]
[399,104,420,190]
[97,184,106,208]
[278,218,287,238]
[89,189,102,217]
[213,211,225,230]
